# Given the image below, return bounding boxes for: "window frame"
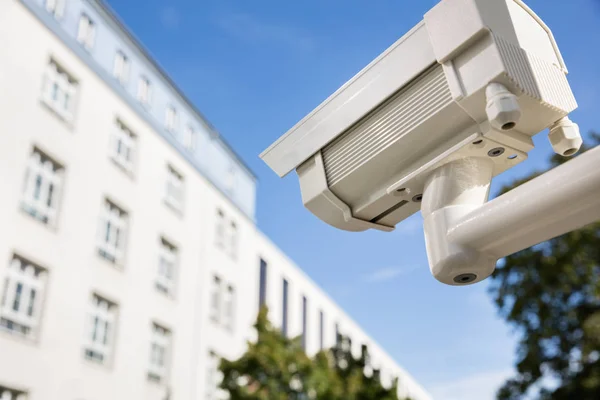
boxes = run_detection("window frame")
[137,76,152,106]
[223,285,235,333]
[282,278,289,337]
[164,165,184,212]
[148,323,171,383]
[45,0,65,19]
[77,13,96,51]
[113,50,130,85]
[83,294,117,365]
[21,148,64,226]
[109,119,136,174]
[183,125,196,151]
[165,105,178,133]
[210,275,222,324]
[0,256,47,339]
[156,238,177,296]
[97,199,128,266]
[41,60,78,122]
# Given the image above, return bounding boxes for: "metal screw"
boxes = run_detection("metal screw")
[488,147,505,157]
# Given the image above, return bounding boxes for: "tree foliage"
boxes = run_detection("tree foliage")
[220,307,406,400]
[490,134,600,400]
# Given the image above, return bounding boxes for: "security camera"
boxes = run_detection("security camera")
[260,0,598,286]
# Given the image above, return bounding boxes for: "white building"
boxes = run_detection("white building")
[0,1,432,399]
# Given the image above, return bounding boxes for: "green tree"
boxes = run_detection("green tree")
[330,336,401,400]
[219,307,314,400]
[220,307,405,400]
[490,134,600,400]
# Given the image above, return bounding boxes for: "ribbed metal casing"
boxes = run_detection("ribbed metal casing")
[496,35,577,113]
[322,65,452,186]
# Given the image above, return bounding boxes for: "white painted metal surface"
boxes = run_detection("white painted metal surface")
[450,145,600,258]
[423,146,600,285]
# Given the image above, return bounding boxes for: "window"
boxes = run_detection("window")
[183,125,196,151]
[137,76,152,106]
[223,285,235,333]
[282,279,289,337]
[210,275,222,324]
[156,238,177,295]
[0,256,47,338]
[97,200,128,265]
[148,323,171,383]
[225,165,236,193]
[319,309,325,350]
[21,149,63,225]
[0,385,27,400]
[45,0,65,19]
[42,60,77,120]
[301,296,308,350]
[77,14,96,50]
[165,165,184,211]
[110,120,136,173]
[113,50,129,84]
[228,221,238,259]
[206,351,224,400]
[165,106,178,133]
[215,210,225,248]
[335,322,340,346]
[258,258,267,308]
[210,276,236,332]
[215,210,238,259]
[84,294,117,364]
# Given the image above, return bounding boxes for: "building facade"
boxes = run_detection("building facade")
[0,0,432,399]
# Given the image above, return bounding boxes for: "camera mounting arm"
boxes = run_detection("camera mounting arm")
[422,145,600,285]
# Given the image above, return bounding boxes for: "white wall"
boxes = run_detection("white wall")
[0,2,431,400]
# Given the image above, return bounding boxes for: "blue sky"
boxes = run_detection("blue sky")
[106,1,600,398]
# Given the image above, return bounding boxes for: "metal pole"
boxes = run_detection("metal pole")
[449,145,600,258]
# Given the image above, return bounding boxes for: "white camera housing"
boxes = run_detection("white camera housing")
[260,0,586,285]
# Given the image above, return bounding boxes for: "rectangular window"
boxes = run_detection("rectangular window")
[226,165,236,193]
[206,351,224,400]
[0,385,27,400]
[21,149,63,226]
[215,209,225,248]
[148,323,171,383]
[97,200,128,265]
[137,76,152,106]
[77,14,96,50]
[319,310,324,350]
[258,258,267,309]
[110,120,136,173]
[183,125,196,151]
[84,294,117,364]
[113,50,130,85]
[210,275,222,324]
[301,295,308,350]
[224,285,235,333]
[282,278,289,337]
[335,322,340,346]
[45,0,65,19]
[42,60,77,121]
[156,238,177,296]
[228,221,238,259]
[0,256,47,339]
[165,165,184,211]
[165,105,178,133]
